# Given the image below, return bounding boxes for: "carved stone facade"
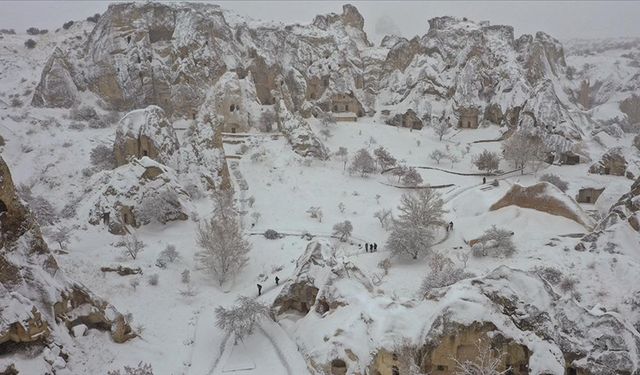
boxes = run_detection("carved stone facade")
[457,107,480,129]
[330,92,364,117]
[576,187,605,204]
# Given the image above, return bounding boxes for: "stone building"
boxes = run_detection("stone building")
[385,109,423,130]
[589,149,627,176]
[457,107,480,129]
[576,187,605,204]
[330,92,364,117]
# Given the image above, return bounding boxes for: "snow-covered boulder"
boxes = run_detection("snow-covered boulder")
[82,157,192,234]
[0,157,134,349]
[113,105,179,166]
[31,48,78,108]
[490,182,593,228]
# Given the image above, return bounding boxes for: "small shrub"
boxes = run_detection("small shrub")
[130,278,140,291]
[539,173,569,192]
[26,27,40,35]
[181,269,191,284]
[24,39,36,49]
[62,21,74,30]
[69,121,86,130]
[633,134,640,152]
[107,362,154,375]
[148,273,159,286]
[87,13,101,23]
[559,276,577,292]
[472,226,515,257]
[90,144,115,170]
[70,105,98,121]
[10,97,23,107]
[264,229,281,240]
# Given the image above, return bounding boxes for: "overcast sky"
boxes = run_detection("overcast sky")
[1,1,639,43]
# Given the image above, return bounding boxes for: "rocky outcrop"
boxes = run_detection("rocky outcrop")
[0,157,133,351]
[490,182,593,227]
[385,109,423,130]
[589,147,627,176]
[83,157,191,234]
[113,105,180,166]
[31,48,78,108]
[577,175,640,252]
[276,100,328,159]
[272,241,335,317]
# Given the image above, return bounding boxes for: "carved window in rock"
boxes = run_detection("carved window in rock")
[391,366,400,375]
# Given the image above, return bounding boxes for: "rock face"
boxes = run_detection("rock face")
[113,105,180,166]
[0,157,133,350]
[272,241,335,317]
[31,48,78,108]
[83,157,191,234]
[589,147,627,176]
[577,175,640,252]
[276,101,329,159]
[34,2,372,119]
[490,182,593,227]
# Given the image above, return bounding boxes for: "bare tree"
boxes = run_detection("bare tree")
[430,149,447,165]
[432,118,450,141]
[502,132,547,174]
[306,206,323,222]
[634,134,640,152]
[386,190,446,260]
[373,146,397,171]
[50,226,71,250]
[348,148,376,177]
[420,252,473,295]
[373,209,392,228]
[215,296,270,344]
[473,150,500,173]
[332,220,353,242]
[335,147,349,171]
[319,128,332,140]
[320,112,337,127]
[471,226,516,257]
[121,234,145,260]
[453,339,510,375]
[391,165,408,183]
[196,193,250,286]
[402,167,423,187]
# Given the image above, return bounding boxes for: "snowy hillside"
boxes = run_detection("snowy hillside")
[1,3,639,375]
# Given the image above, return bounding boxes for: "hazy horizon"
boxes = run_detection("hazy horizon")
[1,1,639,44]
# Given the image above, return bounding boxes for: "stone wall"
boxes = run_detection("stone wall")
[420,322,530,374]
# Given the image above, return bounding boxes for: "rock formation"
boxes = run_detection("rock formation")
[588,147,627,176]
[0,157,133,352]
[490,182,593,227]
[83,157,192,234]
[31,48,78,108]
[113,105,180,166]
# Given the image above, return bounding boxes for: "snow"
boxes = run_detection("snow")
[1,6,639,375]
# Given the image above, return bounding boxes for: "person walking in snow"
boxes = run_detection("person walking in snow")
[275,276,280,286]
[365,243,369,252]
[374,243,378,251]
[483,177,486,184]
[449,221,454,231]
[257,283,262,296]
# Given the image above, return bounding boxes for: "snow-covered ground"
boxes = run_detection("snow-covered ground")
[1,14,640,375]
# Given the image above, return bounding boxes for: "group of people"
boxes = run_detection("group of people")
[257,275,280,296]
[364,242,378,252]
